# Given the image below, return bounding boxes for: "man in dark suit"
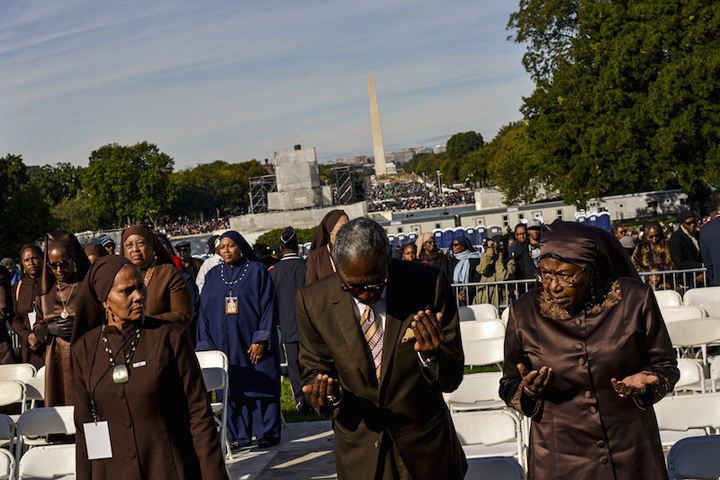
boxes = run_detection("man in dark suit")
[700,190,720,286]
[297,217,467,480]
[268,227,310,413]
[669,211,704,287]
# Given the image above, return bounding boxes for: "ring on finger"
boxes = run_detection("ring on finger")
[326,394,337,404]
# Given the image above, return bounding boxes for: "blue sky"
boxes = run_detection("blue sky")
[1,0,534,169]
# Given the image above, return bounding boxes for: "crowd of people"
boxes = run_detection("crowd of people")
[367,181,475,212]
[0,188,718,479]
[157,217,230,237]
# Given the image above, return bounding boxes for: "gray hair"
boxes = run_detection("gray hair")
[0,258,15,270]
[333,217,391,268]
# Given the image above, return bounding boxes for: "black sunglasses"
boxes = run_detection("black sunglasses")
[340,278,388,296]
[47,260,71,270]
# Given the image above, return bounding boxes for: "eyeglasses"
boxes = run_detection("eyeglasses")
[424,239,437,245]
[683,220,697,226]
[646,234,661,239]
[176,248,190,253]
[535,269,585,287]
[340,278,388,296]
[47,260,71,270]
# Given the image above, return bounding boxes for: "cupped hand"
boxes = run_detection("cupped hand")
[412,310,446,359]
[517,363,555,397]
[301,374,342,408]
[611,372,658,398]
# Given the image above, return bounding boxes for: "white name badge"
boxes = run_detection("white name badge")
[84,421,113,460]
[27,311,37,329]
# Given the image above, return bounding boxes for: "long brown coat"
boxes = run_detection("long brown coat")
[500,278,678,480]
[144,263,192,329]
[298,259,467,480]
[72,317,228,480]
[11,277,45,369]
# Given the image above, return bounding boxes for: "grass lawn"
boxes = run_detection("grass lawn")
[281,377,324,423]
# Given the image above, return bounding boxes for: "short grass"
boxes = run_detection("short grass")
[281,377,323,423]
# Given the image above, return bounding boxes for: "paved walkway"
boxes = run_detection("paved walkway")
[226,421,337,480]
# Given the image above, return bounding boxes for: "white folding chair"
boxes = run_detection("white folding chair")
[0,364,36,383]
[452,410,525,467]
[660,305,707,323]
[17,444,75,480]
[500,307,510,324]
[0,381,28,422]
[674,358,705,394]
[0,448,14,480]
[463,336,505,367]
[667,435,720,480]
[655,290,683,307]
[35,367,45,378]
[0,414,15,455]
[666,318,720,366]
[15,406,75,467]
[444,372,504,413]
[460,320,506,340]
[201,367,230,459]
[459,304,499,322]
[465,456,526,480]
[700,302,720,318]
[196,350,229,371]
[196,350,232,457]
[684,287,720,306]
[654,392,720,447]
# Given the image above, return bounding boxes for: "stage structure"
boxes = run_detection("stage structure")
[334,165,367,205]
[248,175,277,214]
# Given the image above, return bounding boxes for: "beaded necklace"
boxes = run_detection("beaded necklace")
[220,261,249,297]
[102,320,144,385]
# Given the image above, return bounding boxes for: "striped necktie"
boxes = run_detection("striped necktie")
[361,303,383,382]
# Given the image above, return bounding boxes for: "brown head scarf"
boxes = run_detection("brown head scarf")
[19,244,44,280]
[40,230,92,295]
[120,224,174,266]
[310,210,348,251]
[540,220,639,282]
[84,244,109,261]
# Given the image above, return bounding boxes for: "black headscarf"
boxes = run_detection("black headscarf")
[40,230,92,295]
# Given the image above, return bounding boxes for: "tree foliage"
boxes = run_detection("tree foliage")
[445,131,484,164]
[512,0,720,207]
[0,154,54,255]
[51,194,99,233]
[255,226,317,248]
[27,162,82,208]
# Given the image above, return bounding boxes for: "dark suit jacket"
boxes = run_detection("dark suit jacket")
[669,228,703,270]
[700,217,720,286]
[269,254,306,343]
[297,259,467,480]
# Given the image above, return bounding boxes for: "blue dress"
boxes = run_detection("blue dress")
[197,258,281,444]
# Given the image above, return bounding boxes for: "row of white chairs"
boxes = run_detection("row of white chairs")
[654,286,720,308]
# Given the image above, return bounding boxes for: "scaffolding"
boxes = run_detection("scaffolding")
[334,166,367,205]
[248,175,277,214]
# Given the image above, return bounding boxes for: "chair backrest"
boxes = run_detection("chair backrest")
[655,393,720,431]
[0,413,14,443]
[459,304,499,322]
[24,376,44,402]
[452,410,520,446]
[17,444,75,480]
[465,456,526,480]
[665,318,720,347]
[500,307,510,324]
[463,336,505,367]
[17,406,76,441]
[700,302,720,318]
[460,320,506,341]
[0,381,26,409]
[201,367,228,393]
[195,350,229,371]
[0,449,14,480]
[684,287,720,306]
[655,290,682,307]
[667,435,720,480]
[444,372,503,405]
[660,305,707,323]
[675,359,704,391]
[0,364,36,383]
[36,366,45,378]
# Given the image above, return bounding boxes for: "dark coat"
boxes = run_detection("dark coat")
[500,278,678,480]
[72,317,228,480]
[513,240,538,280]
[305,245,335,286]
[700,217,720,286]
[669,227,704,287]
[11,276,45,369]
[268,254,306,343]
[297,259,467,480]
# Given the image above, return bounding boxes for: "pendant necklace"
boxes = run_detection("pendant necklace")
[143,260,157,287]
[57,279,77,319]
[220,261,248,315]
[102,320,144,385]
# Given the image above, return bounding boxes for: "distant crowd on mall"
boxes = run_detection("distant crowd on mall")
[367,180,475,212]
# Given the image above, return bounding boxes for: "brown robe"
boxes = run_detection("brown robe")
[72,317,228,480]
[304,244,335,285]
[143,263,192,329]
[35,281,83,406]
[11,276,46,369]
[500,278,678,480]
[0,274,16,364]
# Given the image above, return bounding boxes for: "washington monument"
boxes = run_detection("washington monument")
[368,72,387,176]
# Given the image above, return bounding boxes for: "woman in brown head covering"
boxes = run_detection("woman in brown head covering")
[120,225,192,329]
[72,256,229,480]
[84,244,108,265]
[10,244,46,369]
[632,220,674,272]
[305,209,348,285]
[33,230,92,406]
[499,220,678,480]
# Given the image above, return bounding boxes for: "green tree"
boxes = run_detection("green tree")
[0,154,54,254]
[27,162,83,208]
[487,122,544,205]
[255,226,317,247]
[445,131,484,163]
[51,194,99,233]
[513,0,720,207]
[82,142,176,226]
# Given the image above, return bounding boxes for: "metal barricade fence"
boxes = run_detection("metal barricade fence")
[453,268,708,313]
